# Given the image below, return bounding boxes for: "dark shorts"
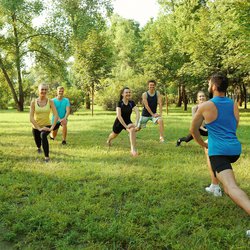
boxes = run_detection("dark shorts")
[199,129,208,136]
[112,120,132,134]
[209,155,240,176]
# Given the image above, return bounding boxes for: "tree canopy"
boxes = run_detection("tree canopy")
[0,0,249,111]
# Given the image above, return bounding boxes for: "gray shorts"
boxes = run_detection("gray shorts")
[137,116,161,128]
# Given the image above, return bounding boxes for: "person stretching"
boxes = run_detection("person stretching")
[191,73,250,215]
[107,87,140,157]
[50,86,70,145]
[30,84,58,162]
[137,80,165,142]
[176,91,207,146]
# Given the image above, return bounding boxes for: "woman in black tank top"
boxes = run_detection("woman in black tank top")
[107,87,140,157]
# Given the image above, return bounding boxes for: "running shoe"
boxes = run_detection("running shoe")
[176,138,181,147]
[160,137,165,143]
[246,230,250,237]
[205,184,222,197]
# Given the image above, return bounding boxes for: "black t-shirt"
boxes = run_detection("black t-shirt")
[116,100,135,124]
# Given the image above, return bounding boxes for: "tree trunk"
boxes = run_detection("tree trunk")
[0,56,20,110]
[182,85,188,111]
[165,95,168,115]
[91,82,94,116]
[238,84,243,107]
[176,84,182,107]
[243,83,247,109]
[85,91,91,109]
[12,13,24,111]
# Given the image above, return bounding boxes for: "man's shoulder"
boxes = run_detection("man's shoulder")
[199,100,215,111]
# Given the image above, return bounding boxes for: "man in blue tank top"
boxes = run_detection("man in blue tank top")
[50,86,71,145]
[137,80,165,142]
[190,73,250,215]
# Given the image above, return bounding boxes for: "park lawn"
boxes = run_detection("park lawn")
[0,106,249,250]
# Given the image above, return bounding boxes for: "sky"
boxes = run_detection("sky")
[32,0,160,28]
[112,0,160,26]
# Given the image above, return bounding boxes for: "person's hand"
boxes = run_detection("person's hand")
[48,126,54,132]
[40,127,50,132]
[153,113,160,118]
[127,124,135,130]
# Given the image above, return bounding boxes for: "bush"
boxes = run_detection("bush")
[64,88,84,114]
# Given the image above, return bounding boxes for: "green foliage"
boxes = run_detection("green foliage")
[64,87,84,113]
[0,107,249,248]
[0,75,11,109]
[0,0,249,111]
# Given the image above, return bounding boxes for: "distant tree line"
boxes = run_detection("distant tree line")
[0,0,249,112]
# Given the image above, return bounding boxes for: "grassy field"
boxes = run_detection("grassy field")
[0,106,249,250]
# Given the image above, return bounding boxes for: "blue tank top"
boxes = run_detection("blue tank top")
[206,96,241,156]
[142,91,157,117]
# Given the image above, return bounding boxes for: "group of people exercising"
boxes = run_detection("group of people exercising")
[29,73,250,232]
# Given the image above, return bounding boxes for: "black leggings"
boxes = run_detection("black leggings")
[32,127,50,157]
[180,129,208,143]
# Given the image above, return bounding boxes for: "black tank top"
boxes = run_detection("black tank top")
[142,91,157,117]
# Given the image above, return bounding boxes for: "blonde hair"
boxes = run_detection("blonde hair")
[38,84,48,91]
[57,86,64,91]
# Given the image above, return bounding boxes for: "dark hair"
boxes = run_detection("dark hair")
[147,79,157,85]
[120,87,130,101]
[210,73,228,93]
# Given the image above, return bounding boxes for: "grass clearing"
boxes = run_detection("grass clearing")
[0,106,249,249]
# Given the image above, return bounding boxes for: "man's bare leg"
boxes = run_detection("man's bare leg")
[217,169,250,215]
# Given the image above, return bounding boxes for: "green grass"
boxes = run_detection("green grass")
[0,106,249,249]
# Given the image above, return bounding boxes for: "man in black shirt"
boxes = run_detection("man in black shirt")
[137,80,165,142]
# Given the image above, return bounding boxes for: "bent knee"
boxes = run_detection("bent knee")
[157,118,163,124]
[129,127,136,132]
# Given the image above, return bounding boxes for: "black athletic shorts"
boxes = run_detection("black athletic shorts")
[112,119,132,134]
[209,155,240,176]
[199,129,208,136]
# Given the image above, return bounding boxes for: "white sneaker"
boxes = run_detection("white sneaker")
[205,184,222,197]
[246,230,250,237]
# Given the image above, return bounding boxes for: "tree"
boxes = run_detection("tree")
[73,29,113,116]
